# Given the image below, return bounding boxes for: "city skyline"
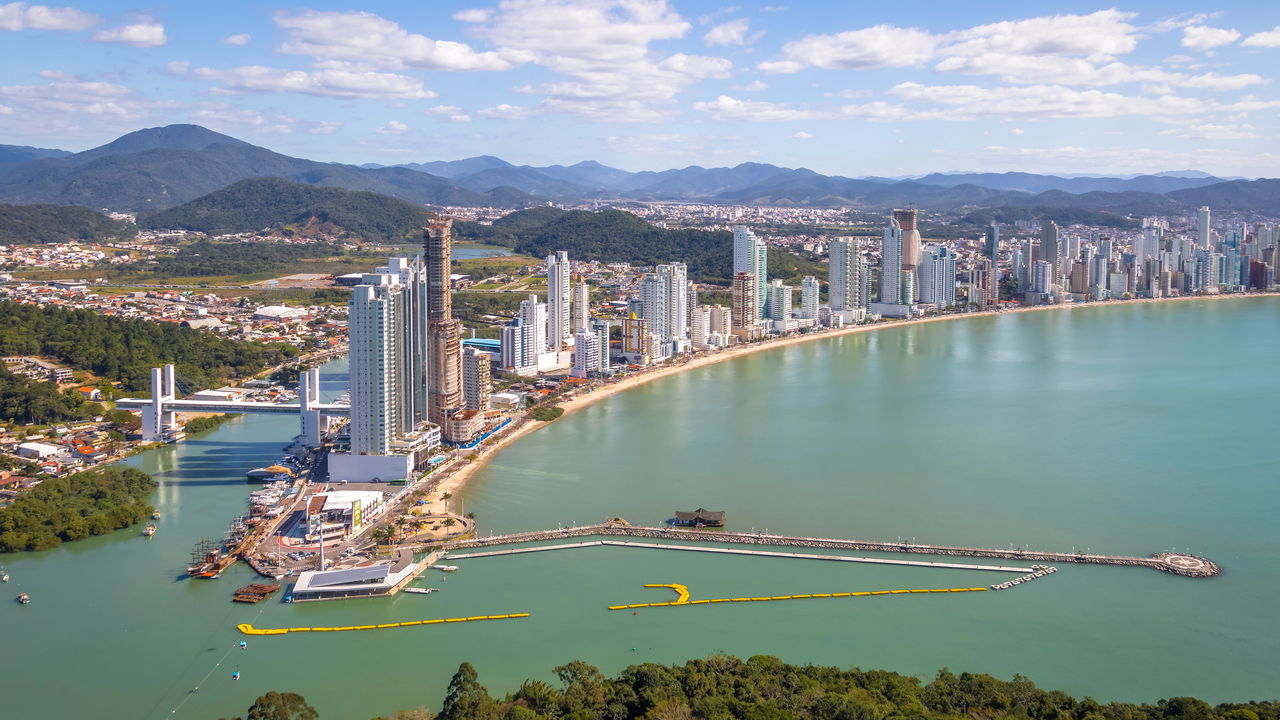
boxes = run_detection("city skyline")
[2,1,1279,176]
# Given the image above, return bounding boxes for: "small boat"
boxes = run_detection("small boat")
[433,564,459,572]
[1,570,8,582]
[152,511,162,519]
[403,587,439,595]
[142,525,157,537]
[16,592,30,604]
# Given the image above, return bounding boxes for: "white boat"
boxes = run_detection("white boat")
[403,587,439,595]
[433,564,459,572]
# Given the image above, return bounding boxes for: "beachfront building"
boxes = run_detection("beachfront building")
[798,276,819,321]
[828,238,868,323]
[571,274,589,333]
[462,347,491,411]
[571,328,601,379]
[331,252,440,483]
[918,244,957,308]
[641,262,690,354]
[546,250,572,351]
[872,218,914,318]
[733,225,768,314]
[731,271,762,340]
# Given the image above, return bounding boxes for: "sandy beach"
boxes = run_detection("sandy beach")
[428,291,1277,510]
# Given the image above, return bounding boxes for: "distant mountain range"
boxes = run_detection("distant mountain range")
[1,125,1277,216]
[0,125,538,212]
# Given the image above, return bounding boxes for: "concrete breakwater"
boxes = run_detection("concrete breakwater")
[435,522,1220,578]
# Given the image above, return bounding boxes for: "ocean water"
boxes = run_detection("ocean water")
[1,298,1277,719]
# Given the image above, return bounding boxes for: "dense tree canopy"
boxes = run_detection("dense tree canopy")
[0,466,154,552]
[0,366,100,424]
[0,203,137,244]
[0,300,299,391]
[383,656,1280,720]
[138,177,435,242]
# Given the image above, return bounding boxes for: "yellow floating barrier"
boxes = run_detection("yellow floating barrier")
[236,613,529,636]
[607,581,1004,612]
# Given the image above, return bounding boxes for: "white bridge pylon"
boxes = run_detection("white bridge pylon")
[116,365,349,445]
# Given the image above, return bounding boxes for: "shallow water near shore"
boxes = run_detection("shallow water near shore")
[1,297,1278,719]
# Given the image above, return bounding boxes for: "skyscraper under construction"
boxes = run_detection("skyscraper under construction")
[892,208,922,271]
[424,218,463,434]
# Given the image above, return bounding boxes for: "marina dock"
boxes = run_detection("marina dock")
[435,521,1220,577]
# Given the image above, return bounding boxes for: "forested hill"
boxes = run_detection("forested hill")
[137,177,435,242]
[0,300,299,392]
[457,208,823,284]
[0,203,137,244]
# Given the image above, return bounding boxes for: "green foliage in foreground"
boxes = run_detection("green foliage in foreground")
[0,466,154,552]
[529,406,564,422]
[0,203,137,244]
[0,299,300,391]
[242,656,1280,720]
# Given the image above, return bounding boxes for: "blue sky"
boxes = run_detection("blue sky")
[2,1,1279,176]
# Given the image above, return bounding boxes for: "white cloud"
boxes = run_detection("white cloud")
[1181,26,1239,52]
[0,104,12,114]
[223,33,250,46]
[693,95,819,121]
[452,8,490,23]
[975,144,1278,176]
[0,73,175,137]
[309,121,342,135]
[275,10,519,71]
[1146,14,1209,33]
[945,10,1139,62]
[1242,26,1280,48]
[164,60,188,75]
[792,130,813,139]
[736,79,768,91]
[93,22,166,47]
[704,18,751,46]
[881,82,1280,120]
[933,53,1261,91]
[1160,122,1256,140]
[1009,127,1024,135]
[376,120,410,134]
[0,2,98,32]
[422,105,472,123]
[477,103,541,120]
[760,25,937,73]
[477,0,732,121]
[191,65,436,99]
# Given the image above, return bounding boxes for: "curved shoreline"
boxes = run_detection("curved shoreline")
[430,291,1278,509]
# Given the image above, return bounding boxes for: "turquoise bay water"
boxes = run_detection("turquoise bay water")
[1,298,1277,719]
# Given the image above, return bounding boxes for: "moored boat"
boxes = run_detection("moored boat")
[16,592,30,604]
[143,524,157,537]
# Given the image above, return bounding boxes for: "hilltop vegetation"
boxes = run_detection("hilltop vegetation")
[457,208,823,285]
[958,206,1140,229]
[0,203,137,244]
[0,300,299,391]
[0,466,155,552]
[138,177,434,242]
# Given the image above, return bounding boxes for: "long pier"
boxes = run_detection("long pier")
[433,522,1219,577]
[446,540,1036,573]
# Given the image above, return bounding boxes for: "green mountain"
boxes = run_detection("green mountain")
[0,203,137,244]
[0,125,537,211]
[958,206,1140,229]
[0,144,71,166]
[138,177,434,242]
[1167,179,1280,211]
